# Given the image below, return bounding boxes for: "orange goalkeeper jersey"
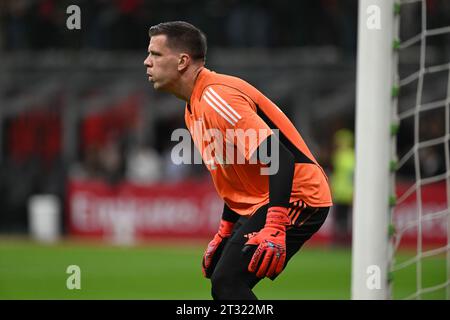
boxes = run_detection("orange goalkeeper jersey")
[185,68,332,216]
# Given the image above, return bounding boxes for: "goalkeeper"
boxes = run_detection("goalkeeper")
[144,21,332,300]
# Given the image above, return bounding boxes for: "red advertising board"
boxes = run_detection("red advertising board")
[66,179,447,247]
[67,179,223,242]
[67,178,333,244]
[394,180,448,247]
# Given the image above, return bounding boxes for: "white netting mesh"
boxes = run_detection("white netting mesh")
[391,0,450,299]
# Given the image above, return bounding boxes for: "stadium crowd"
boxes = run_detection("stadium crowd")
[1,0,358,51]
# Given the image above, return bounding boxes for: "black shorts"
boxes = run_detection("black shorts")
[212,202,330,288]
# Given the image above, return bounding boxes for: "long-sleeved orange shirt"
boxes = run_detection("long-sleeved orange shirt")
[185,68,332,216]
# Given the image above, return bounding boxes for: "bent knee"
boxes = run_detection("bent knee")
[211,272,236,300]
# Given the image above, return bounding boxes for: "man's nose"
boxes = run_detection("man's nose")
[144,57,152,67]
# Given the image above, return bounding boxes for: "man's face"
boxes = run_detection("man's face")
[143,35,180,91]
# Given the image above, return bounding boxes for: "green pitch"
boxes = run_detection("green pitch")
[0,239,446,299]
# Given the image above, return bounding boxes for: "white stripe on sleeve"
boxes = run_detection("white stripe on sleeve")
[203,95,236,126]
[205,91,239,123]
[208,87,242,120]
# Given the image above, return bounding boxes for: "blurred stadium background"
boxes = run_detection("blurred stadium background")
[0,0,448,299]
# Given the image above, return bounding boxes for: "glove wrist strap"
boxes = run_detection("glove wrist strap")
[265,206,290,229]
[218,219,235,237]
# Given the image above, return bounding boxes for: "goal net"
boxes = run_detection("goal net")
[390,0,450,299]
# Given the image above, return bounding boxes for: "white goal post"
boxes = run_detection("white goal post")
[352,0,395,299]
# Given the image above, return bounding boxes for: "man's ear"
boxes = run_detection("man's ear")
[178,53,190,71]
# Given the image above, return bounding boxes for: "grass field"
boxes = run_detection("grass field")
[0,239,447,299]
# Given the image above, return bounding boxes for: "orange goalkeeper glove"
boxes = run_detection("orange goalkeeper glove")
[202,219,235,278]
[243,206,290,279]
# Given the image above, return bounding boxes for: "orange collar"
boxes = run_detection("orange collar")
[190,67,211,106]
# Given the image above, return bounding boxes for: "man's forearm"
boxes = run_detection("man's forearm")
[260,135,295,208]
